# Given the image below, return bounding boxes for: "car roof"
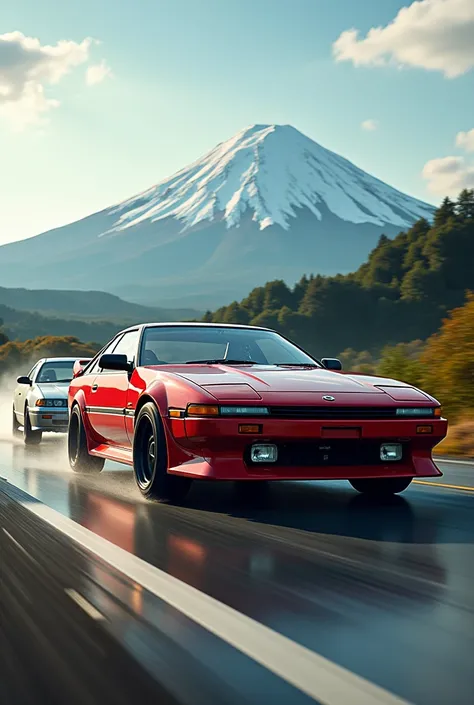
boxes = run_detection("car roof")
[38,357,83,363]
[120,322,274,334]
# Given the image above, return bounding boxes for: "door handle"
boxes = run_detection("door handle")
[91,384,99,392]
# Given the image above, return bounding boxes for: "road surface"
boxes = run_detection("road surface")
[1,434,473,705]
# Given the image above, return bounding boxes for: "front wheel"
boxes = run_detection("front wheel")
[349,477,413,496]
[23,407,42,445]
[68,405,104,473]
[133,402,191,503]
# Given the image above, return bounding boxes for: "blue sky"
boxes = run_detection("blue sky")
[1,0,473,244]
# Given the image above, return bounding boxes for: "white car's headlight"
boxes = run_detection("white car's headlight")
[35,399,67,408]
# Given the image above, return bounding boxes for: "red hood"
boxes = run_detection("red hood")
[169,365,433,405]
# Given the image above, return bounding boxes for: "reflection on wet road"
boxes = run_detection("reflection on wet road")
[1,435,473,705]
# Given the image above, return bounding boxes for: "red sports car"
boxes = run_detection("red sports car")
[68,323,447,503]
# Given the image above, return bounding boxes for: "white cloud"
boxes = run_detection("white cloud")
[0,31,102,129]
[86,60,112,86]
[361,119,378,131]
[333,0,474,79]
[422,156,474,196]
[456,128,474,153]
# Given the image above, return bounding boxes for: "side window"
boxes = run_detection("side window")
[111,330,140,364]
[88,337,123,375]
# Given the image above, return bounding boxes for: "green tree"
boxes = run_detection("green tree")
[400,261,443,302]
[262,280,294,311]
[377,341,424,389]
[456,189,474,220]
[220,302,250,324]
[433,196,456,228]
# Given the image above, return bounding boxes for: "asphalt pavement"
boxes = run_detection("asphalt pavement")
[1,433,473,705]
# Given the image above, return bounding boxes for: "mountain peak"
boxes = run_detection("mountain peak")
[108,123,433,236]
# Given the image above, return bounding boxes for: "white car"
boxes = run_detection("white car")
[12,357,89,445]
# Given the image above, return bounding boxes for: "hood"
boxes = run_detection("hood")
[36,383,70,398]
[171,365,435,405]
[174,365,386,397]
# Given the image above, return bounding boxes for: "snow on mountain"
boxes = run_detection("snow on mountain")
[0,123,435,308]
[106,124,433,235]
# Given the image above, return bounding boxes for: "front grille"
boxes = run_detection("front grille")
[246,440,407,467]
[269,406,399,420]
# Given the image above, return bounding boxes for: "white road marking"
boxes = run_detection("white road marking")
[64,588,105,620]
[434,457,474,466]
[20,499,412,705]
[3,527,32,557]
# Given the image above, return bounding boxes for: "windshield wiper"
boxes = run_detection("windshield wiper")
[185,359,260,365]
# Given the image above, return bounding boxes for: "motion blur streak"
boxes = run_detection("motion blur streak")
[1,435,473,705]
[16,494,413,705]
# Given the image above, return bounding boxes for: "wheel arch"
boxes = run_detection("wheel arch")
[69,389,98,452]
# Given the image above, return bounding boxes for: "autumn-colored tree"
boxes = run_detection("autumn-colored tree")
[419,293,474,421]
[0,336,99,376]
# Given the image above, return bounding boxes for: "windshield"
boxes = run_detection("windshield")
[140,326,319,366]
[36,360,75,383]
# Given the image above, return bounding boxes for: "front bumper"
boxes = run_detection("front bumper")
[165,416,448,480]
[29,409,69,432]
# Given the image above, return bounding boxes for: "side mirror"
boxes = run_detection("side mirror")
[17,375,32,385]
[73,358,91,378]
[99,353,132,372]
[321,358,342,371]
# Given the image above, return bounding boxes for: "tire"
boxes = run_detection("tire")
[23,406,42,445]
[133,402,191,503]
[68,405,104,473]
[12,407,22,438]
[349,477,413,497]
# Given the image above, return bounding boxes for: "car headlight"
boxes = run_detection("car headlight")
[35,399,67,408]
[52,399,67,407]
[185,404,270,417]
[220,406,270,416]
[396,407,440,417]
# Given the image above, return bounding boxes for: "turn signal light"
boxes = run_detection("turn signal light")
[417,425,433,434]
[187,404,219,416]
[35,399,47,406]
[434,407,442,417]
[169,409,184,418]
[239,424,262,434]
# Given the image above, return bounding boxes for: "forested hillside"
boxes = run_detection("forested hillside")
[204,190,474,359]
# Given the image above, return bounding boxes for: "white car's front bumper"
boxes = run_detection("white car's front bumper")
[29,408,69,432]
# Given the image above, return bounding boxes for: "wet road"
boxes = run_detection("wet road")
[1,434,473,705]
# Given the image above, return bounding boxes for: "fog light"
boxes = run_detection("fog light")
[250,444,278,463]
[380,443,402,461]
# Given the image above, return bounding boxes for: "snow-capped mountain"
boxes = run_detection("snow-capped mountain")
[0,124,434,308]
[108,123,432,234]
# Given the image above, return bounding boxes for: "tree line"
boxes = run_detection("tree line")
[0,329,99,377]
[202,189,474,359]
